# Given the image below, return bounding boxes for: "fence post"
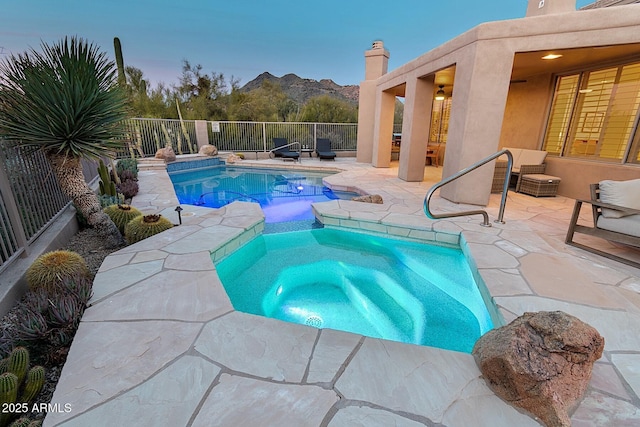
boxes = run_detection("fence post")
[313,124,317,150]
[195,120,209,150]
[262,122,267,153]
[0,151,29,257]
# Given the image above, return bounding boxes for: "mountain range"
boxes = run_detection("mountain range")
[239,72,359,105]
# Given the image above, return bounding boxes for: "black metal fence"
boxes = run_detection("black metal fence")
[120,119,359,158]
[0,140,99,273]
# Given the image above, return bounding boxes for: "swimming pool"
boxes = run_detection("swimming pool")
[215,228,498,353]
[169,166,359,223]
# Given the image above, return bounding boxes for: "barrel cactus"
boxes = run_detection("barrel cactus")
[0,372,18,407]
[0,347,45,426]
[21,366,45,404]
[124,214,173,244]
[7,348,28,386]
[25,250,90,293]
[103,204,142,234]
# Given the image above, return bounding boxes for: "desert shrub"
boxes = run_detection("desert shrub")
[118,169,137,182]
[124,214,173,244]
[117,179,139,199]
[103,204,142,234]
[116,158,138,180]
[98,194,124,208]
[25,251,90,293]
[13,274,92,364]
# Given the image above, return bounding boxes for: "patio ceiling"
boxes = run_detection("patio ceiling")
[511,43,640,81]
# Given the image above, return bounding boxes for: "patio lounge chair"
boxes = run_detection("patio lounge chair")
[315,138,336,160]
[491,147,547,193]
[272,138,300,161]
[566,180,640,269]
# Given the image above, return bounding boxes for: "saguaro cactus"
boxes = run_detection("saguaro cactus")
[114,37,126,88]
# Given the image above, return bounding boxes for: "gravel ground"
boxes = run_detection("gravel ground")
[0,226,122,423]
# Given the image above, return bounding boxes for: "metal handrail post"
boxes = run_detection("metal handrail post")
[423,149,513,227]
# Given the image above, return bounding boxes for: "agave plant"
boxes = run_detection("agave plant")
[0,36,129,247]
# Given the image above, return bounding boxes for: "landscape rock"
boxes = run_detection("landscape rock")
[472,311,604,427]
[155,146,176,162]
[351,194,383,204]
[198,144,218,156]
[226,154,241,164]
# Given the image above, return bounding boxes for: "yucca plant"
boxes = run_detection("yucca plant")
[0,36,129,248]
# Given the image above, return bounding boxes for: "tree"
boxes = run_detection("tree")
[174,60,229,120]
[0,37,128,247]
[299,95,357,123]
[125,65,174,118]
[228,80,295,122]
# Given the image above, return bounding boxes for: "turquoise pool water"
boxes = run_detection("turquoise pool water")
[215,228,497,353]
[169,166,358,223]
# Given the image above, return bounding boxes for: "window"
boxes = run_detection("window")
[543,75,579,155]
[429,98,451,144]
[542,62,640,164]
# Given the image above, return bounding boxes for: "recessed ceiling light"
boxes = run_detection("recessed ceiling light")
[542,54,563,60]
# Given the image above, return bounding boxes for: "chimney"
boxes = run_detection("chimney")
[526,0,577,17]
[364,40,389,81]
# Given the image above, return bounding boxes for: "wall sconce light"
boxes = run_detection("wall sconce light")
[435,85,445,101]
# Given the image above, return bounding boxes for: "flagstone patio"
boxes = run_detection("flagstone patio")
[44,156,640,426]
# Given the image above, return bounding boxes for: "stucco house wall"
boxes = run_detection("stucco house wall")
[357,1,640,204]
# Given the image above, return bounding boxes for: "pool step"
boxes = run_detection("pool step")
[137,158,167,171]
[263,220,323,234]
[263,261,425,344]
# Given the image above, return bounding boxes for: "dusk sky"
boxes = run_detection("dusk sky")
[2,0,594,89]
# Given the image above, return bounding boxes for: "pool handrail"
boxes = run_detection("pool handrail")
[423,149,513,227]
[268,141,302,161]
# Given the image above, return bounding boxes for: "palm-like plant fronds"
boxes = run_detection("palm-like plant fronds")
[0,37,128,248]
[0,36,128,159]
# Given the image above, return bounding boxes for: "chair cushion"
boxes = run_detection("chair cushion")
[500,148,522,168]
[597,214,640,238]
[516,150,547,170]
[599,179,640,218]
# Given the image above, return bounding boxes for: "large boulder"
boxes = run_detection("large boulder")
[473,311,604,427]
[198,144,218,156]
[155,146,176,162]
[351,194,383,204]
[225,154,241,164]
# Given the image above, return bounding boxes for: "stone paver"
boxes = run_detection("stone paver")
[192,375,338,427]
[44,157,640,427]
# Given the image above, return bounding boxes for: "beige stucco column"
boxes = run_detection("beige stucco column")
[439,41,514,205]
[195,120,209,149]
[371,89,396,167]
[357,42,390,163]
[398,77,434,181]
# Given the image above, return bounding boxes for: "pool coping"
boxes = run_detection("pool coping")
[44,157,640,426]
